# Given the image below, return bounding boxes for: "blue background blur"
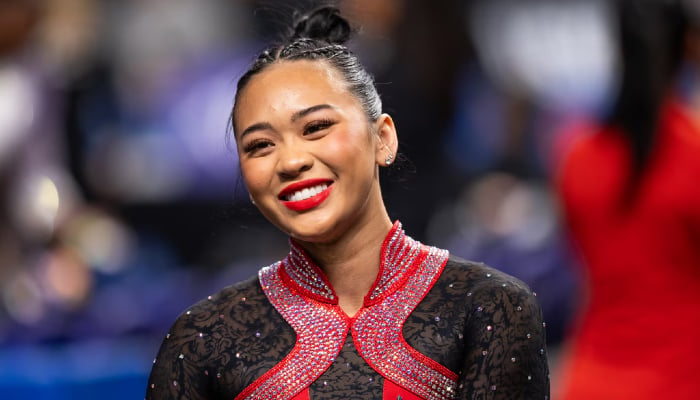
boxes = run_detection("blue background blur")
[0,0,628,398]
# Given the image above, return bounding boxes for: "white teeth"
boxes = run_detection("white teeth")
[286,184,328,202]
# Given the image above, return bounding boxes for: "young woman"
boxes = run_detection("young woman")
[146,7,549,400]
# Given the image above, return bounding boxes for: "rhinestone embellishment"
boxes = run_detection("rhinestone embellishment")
[241,222,456,400]
[237,261,349,400]
[353,241,456,399]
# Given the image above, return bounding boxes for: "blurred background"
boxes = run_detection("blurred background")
[0,0,646,398]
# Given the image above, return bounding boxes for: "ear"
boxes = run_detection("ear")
[374,113,399,166]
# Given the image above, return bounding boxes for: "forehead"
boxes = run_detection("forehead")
[252,59,346,90]
[235,60,356,124]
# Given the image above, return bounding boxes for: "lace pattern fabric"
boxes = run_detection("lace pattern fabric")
[146,224,550,400]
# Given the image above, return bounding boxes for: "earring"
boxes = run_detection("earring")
[385,153,394,166]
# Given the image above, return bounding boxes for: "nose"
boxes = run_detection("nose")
[276,142,313,179]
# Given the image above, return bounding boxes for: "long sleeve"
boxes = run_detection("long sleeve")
[457,272,550,399]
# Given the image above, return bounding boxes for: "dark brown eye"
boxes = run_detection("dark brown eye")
[243,139,273,153]
[303,119,335,135]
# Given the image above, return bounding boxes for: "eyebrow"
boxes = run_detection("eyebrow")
[291,104,335,122]
[239,122,273,139]
[239,104,336,140]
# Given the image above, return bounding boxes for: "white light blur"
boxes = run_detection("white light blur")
[470,0,618,112]
[35,177,60,231]
[11,174,61,241]
[0,66,35,166]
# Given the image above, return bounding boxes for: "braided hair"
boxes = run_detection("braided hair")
[231,6,382,135]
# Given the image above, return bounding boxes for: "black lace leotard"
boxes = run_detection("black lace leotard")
[146,222,549,399]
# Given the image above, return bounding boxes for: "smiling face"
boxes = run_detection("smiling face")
[233,60,397,244]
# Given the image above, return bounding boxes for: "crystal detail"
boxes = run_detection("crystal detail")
[353,241,456,400]
[244,221,456,400]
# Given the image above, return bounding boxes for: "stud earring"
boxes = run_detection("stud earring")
[385,153,394,166]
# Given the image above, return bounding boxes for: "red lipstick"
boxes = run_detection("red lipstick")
[279,179,333,212]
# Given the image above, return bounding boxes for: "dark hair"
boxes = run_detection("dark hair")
[230,6,382,136]
[608,0,688,205]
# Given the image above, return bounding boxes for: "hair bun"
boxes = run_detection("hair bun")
[291,6,352,45]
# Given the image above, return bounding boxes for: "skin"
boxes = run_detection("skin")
[233,60,399,316]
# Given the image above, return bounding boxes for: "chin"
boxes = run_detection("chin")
[286,224,336,243]
[283,216,346,244]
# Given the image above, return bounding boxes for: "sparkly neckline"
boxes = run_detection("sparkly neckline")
[253,225,454,400]
[280,221,423,306]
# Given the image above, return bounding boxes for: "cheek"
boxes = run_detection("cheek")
[323,129,375,168]
[239,160,271,195]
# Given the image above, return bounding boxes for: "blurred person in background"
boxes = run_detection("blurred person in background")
[555,0,700,398]
[147,6,549,400]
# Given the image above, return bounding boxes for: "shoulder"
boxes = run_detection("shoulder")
[440,255,543,320]
[442,255,535,296]
[188,274,262,315]
[165,274,265,339]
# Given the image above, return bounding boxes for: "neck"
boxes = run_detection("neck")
[296,216,393,316]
